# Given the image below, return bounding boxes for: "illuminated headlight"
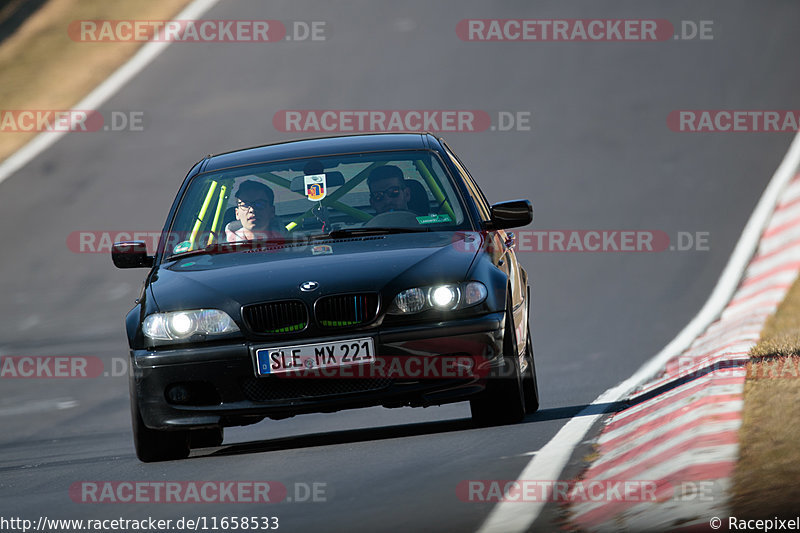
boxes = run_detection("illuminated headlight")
[388,282,487,314]
[429,285,459,310]
[143,309,239,341]
[169,312,194,337]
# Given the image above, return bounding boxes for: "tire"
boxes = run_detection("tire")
[190,427,224,449]
[522,328,540,414]
[131,397,190,463]
[470,299,526,426]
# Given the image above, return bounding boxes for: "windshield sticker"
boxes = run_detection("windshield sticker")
[312,244,333,256]
[304,174,327,201]
[416,214,452,225]
[173,240,192,254]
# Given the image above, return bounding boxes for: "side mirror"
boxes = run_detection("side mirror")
[112,241,154,269]
[489,199,533,230]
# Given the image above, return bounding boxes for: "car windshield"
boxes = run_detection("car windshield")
[164,150,471,259]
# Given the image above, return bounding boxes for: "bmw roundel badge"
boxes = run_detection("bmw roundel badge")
[300,281,319,292]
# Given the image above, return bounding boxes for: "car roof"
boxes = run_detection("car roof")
[202,133,440,173]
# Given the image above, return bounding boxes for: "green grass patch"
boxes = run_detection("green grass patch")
[731,274,800,518]
[0,0,192,163]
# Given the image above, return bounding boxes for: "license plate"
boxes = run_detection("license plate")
[255,338,375,376]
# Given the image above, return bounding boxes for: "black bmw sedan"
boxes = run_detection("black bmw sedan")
[113,132,538,462]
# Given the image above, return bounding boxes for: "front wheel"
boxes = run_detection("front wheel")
[470,301,526,426]
[131,397,190,463]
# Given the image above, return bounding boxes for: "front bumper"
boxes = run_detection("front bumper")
[132,313,505,430]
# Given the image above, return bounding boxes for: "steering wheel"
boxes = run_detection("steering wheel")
[363,210,420,228]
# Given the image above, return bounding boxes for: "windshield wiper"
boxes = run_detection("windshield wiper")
[318,227,431,240]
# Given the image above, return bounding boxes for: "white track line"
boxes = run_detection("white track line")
[0,0,222,187]
[476,131,800,533]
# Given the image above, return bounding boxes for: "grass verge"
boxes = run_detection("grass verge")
[0,0,192,164]
[730,273,800,518]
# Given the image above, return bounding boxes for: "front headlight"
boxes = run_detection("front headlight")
[143,309,239,341]
[388,282,487,315]
[429,285,460,310]
[392,287,427,314]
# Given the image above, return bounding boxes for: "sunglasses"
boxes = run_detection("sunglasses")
[370,186,403,201]
[237,200,270,211]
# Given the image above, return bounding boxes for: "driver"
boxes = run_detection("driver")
[225,181,283,242]
[367,165,411,214]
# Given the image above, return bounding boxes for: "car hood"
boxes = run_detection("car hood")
[148,232,482,313]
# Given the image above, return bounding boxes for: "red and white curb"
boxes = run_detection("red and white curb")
[476,135,800,533]
[567,172,800,531]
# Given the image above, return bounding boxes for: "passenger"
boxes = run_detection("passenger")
[225,181,283,242]
[367,165,411,214]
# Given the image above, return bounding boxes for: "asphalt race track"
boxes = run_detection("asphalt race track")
[1,1,799,531]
